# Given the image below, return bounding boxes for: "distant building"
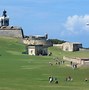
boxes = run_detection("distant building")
[27,45,48,55]
[0,10,24,38]
[24,34,52,56]
[23,34,52,46]
[62,42,82,51]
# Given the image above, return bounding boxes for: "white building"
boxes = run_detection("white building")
[62,42,82,51]
[27,45,48,55]
[25,34,52,56]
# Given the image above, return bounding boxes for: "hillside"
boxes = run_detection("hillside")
[0,37,89,90]
[49,46,89,58]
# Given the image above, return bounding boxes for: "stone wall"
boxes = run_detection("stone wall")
[23,38,52,47]
[83,61,89,66]
[79,48,89,51]
[63,56,81,64]
[0,29,24,38]
[63,56,89,66]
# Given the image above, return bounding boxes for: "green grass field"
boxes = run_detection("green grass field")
[0,37,89,90]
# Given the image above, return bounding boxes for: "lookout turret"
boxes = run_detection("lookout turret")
[0,10,24,38]
[0,10,9,26]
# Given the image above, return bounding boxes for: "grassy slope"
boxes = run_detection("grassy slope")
[49,46,89,58]
[0,37,89,90]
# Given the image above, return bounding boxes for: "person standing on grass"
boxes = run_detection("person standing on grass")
[49,76,53,83]
[85,78,88,82]
[54,77,58,84]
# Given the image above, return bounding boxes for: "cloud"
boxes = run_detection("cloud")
[63,15,89,35]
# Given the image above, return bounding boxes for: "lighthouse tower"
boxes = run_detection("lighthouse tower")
[0,10,9,26]
[0,10,24,38]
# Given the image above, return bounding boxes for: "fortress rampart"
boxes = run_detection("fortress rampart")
[23,34,52,47]
[0,29,24,38]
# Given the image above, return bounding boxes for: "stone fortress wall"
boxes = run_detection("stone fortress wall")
[23,34,53,47]
[23,38,52,46]
[63,56,89,67]
[0,29,24,38]
[0,10,24,38]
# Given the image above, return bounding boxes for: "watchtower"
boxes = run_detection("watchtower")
[0,10,9,26]
[0,10,24,38]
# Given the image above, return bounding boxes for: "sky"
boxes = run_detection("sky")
[0,0,89,47]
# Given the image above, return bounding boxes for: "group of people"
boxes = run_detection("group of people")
[70,61,78,69]
[49,57,65,66]
[65,76,73,81]
[48,76,74,84]
[49,76,58,84]
[48,76,88,84]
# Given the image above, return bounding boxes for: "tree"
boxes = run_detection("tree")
[47,39,66,44]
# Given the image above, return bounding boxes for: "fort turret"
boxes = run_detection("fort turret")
[0,10,9,26]
[0,10,24,38]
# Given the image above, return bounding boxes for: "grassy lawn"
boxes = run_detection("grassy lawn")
[0,37,89,90]
[49,46,89,58]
